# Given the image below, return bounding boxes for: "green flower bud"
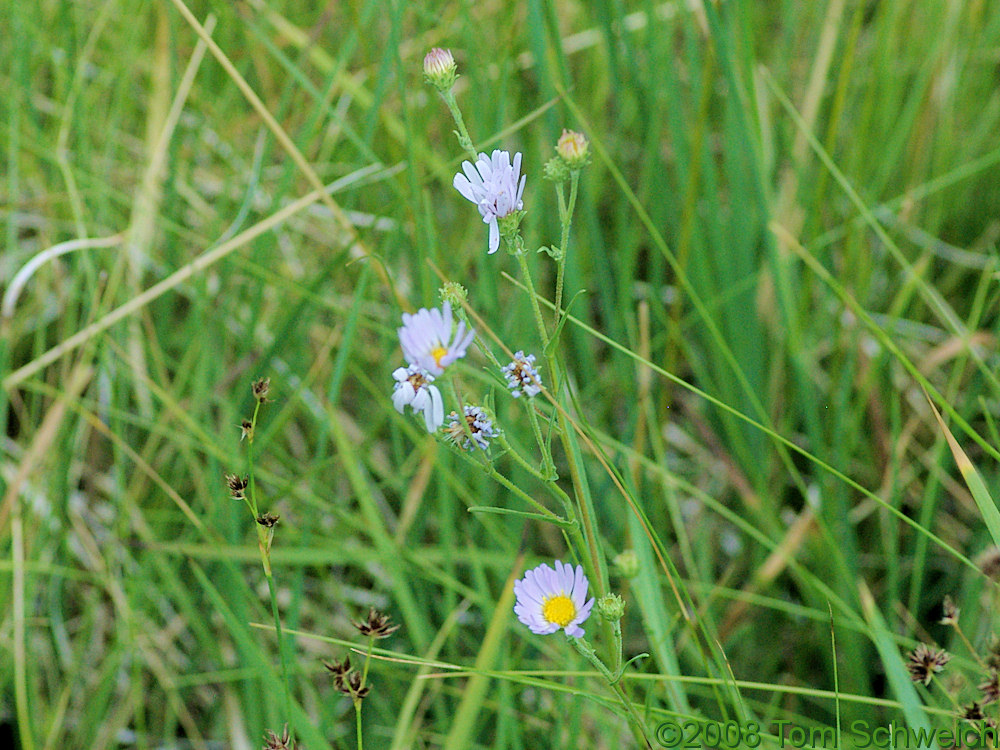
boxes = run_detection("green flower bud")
[613,550,639,579]
[543,156,570,183]
[597,593,625,622]
[439,281,468,308]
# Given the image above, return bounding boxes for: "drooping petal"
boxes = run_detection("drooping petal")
[392,385,413,413]
[488,218,500,254]
[425,385,444,432]
[410,387,430,412]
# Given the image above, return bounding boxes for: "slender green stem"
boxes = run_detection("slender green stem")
[475,333,503,370]
[569,635,651,747]
[264,570,294,715]
[360,634,375,687]
[951,622,987,669]
[515,249,550,345]
[611,618,624,676]
[246,400,262,516]
[554,172,579,322]
[525,402,557,478]
[480,455,566,523]
[496,431,551,482]
[439,89,478,162]
[246,398,294,735]
[515,247,608,602]
[354,634,374,750]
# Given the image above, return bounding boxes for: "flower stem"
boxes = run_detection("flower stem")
[439,89,478,162]
[247,400,262,516]
[525,402,557,479]
[246,400,295,738]
[515,249,609,604]
[354,634,375,750]
[515,248,550,346]
[554,171,579,327]
[496,431,550,482]
[569,635,651,747]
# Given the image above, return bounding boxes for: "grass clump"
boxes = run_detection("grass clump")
[4,1,1000,748]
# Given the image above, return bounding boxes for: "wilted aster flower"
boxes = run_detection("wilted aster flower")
[501,350,542,398]
[398,301,474,377]
[392,364,445,432]
[445,405,495,450]
[514,560,595,637]
[453,150,526,254]
[906,643,950,685]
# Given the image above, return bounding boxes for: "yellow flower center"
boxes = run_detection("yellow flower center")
[431,345,448,368]
[542,594,576,627]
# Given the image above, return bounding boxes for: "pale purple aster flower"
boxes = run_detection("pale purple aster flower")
[398,301,475,376]
[453,150,526,254]
[392,364,445,432]
[514,560,595,637]
[445,405,495,450]
[501,350,542,398]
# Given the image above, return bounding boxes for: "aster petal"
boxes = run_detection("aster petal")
[565,622,585,637]
[410,387,430,412]
[543,564,561,595]
[392,367,410,382]
[535,622,561,635]
[515,579,544,608]
[425,385,444,432]
[576,596,595,624]
[453,173,478,203]
[392,385,412,413]
[455,323,475,359]
[526,567,550,599]
[429,306,444,333]
[488,218,500,254]
[571,564,587,607]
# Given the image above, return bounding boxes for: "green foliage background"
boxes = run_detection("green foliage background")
[3,0,1000,747]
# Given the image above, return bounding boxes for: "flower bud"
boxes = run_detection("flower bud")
[613,550,639,579]
[423,48,457,91]
[556,129,589,169]
[543,156,570,183]
[439,281,468,308]
[597,593,625,622]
